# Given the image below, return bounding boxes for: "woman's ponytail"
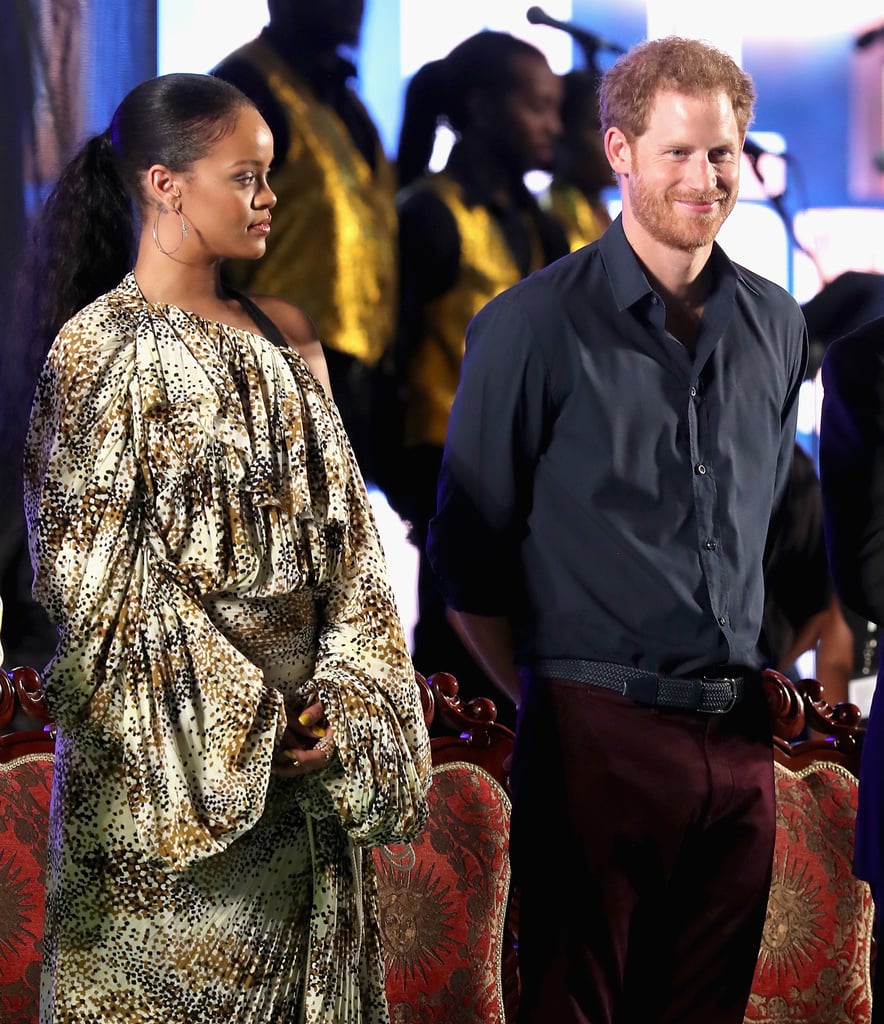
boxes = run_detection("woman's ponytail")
[18,130,135,358]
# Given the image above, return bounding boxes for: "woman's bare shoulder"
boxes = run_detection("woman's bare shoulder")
[249,294,332,397]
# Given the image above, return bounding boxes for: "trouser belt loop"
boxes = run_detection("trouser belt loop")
[534,659,744,714]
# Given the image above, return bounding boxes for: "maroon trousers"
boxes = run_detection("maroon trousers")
[510,675,775,1024]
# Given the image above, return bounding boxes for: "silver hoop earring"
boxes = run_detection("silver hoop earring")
[152,205,188,256]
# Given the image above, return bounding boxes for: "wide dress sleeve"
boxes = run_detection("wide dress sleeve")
[24,289,429,872]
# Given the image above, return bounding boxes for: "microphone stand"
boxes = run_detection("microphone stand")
[574,40,601,80]
[746,153,824,296]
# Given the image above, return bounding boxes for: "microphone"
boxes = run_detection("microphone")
[855,25,884,50]
[742,136,790,199]
[526,6,626,56]
[742,137,784,162]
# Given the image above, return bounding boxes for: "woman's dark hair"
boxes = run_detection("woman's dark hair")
[4,73,254,502]
[396,30,548,188]
[17,73,253,361]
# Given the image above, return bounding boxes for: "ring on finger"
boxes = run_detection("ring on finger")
[316,735,336,759]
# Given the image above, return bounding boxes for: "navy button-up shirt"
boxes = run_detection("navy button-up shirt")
[428,216,808,675]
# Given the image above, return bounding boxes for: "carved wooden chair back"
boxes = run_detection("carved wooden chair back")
[373,671,518,1024]
[1,666,56,1024]
[744,669,872,1024]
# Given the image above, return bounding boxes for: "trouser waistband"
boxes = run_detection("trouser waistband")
[533,658,745,714]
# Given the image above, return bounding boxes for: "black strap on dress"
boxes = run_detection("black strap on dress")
[226,288,291,353]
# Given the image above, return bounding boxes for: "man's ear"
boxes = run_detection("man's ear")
[605,127,632,175]
[145,165,182,207]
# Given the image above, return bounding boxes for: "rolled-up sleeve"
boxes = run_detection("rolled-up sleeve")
[428,285,553,615]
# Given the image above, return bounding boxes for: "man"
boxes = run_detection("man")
[385,32,569,727]
[428,36,807,1024]
[212,0,396,483]
[818,313,884,1021]
[542,67,614,251]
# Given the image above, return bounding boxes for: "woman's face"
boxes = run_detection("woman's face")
[176,105,277,263]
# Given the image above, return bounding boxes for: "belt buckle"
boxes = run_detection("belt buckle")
[621,673,659,706]
[702,675,739,714]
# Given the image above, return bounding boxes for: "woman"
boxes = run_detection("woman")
[21,73,430,1023]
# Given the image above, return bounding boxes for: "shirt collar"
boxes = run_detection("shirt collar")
[599,214,739,312]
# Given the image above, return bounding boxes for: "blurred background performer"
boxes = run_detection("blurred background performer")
[212,0,397,485]
[388,30,569,728]
[543,67,614,251]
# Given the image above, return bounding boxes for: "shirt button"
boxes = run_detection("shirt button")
[718,616,726,626]
[690,386,698,397]
[705,539,716,550]
[696,464,707,475]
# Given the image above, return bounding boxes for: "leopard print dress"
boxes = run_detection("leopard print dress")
[23,273,431,1024]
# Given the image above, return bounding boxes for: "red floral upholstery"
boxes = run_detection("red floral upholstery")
[744,760,873,1024]
[374,760,511,1024]
[0,751,54,1024]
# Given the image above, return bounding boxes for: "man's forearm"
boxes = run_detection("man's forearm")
[447,609,522,707]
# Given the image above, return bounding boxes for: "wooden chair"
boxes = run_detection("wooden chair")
[0,663,519,1024]
[373,668,873,1024]
[0,665,56,1024]
[744,668,874,1023]
[373,671,518,1024]
[8,660,866,1023]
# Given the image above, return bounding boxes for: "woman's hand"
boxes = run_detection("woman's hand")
[272,699,337,777]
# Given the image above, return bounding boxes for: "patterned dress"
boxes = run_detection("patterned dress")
[23,273,431,1024]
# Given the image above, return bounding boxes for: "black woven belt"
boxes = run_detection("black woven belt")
[534,659,744,714]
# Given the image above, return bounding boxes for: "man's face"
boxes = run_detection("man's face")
[615,89,741,252]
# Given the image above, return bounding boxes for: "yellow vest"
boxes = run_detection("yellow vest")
[405,174,544,448]
[222,40,397,366]
[543,180,612,253]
